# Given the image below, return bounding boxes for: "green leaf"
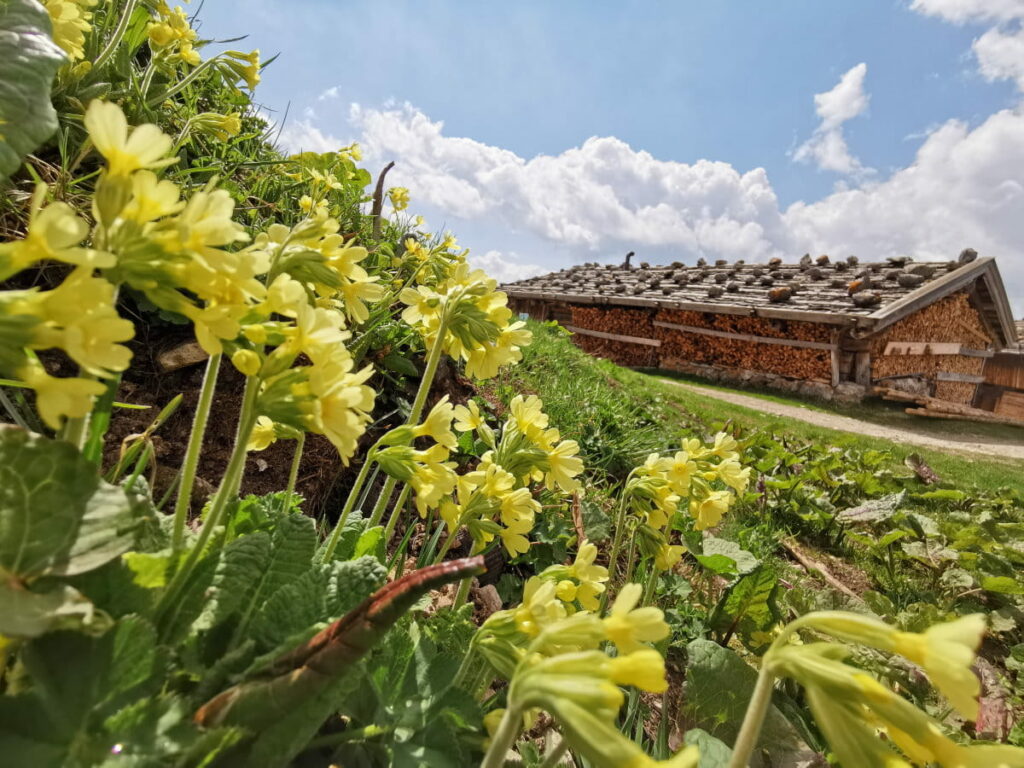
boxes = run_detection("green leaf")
[250,556,386,652]
[382,352,420,377]
[684,640,812,763]
[0,580,103,638]
[353,525,385,561]
[981,576,1024,595]
[0,427,143,580]
[709,567,780,652]
[700,535,760,575]
[684,728,733,767]
[0,0,66,180]
[837,491,907,523]
[122,550,171,589]
[193,531,273,631]
[912,488,967,502]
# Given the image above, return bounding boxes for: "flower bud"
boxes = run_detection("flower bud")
[378,424,415,446]
[231,349,261,376]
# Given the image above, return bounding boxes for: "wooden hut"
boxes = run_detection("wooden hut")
[504,252,1019,407]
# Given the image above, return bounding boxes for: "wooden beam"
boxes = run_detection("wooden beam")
[652,320,838,351]
[855,351,872,386]
[831,348,841,386]
[935,371,985,384]
[563,325,662,347]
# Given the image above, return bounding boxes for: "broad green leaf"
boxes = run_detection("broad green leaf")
[320,508,367,562]
[382,352,420,377]
[122,550,172,589]
[913,488,967,502]
[837,491,907,523]
[354,525,385,560]
[0,0,66,180]
[0,428,142,580]
[0,580,102,638]
[701,535,759,575]
[709,567,780,653]
[981,576,1024,595]
[251,556,386,652]
[193,531,273,632]
[684,728,733,768]
[684,640,812,765]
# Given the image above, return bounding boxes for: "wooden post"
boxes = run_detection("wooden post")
[854,351,872,386]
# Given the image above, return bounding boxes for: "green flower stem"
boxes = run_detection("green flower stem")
[155,375,259,629]
[480,703,523,768]
[432,527,457,565]
[453,572,474,607]
[367,313,449,527]
[283,432,305,510]
[382,484,411,547]
[321,445,379,563]
[727,659,776,768]
[606,471,637,583]
[89,0,138,74]
[172,352,221,556]
[641,564,659,605]
[147,56,222,107]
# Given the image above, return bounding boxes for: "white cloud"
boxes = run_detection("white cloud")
[275,118,342,154]
[793,63,871,175]
[318,86,340,101]
[469,250,547,283]
[974,25,1024,91]
[910,0,1024,25]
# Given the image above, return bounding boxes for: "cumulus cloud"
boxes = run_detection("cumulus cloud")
[910,0,1024,25]
[793,63,871,175]
[275,118,342,154]
[318,85,340,101]
[469,250,547,283]
[974,25,1024,91]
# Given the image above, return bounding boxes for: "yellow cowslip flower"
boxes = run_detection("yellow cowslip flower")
[387,186,410,211]
[603,583,669,655]
[184,303,248,356]
[654,543,686,571]
[665,450,698,495]
[453,399,484,432]
[321,238,370,281]
[247,416,277,451]
[84,101,176,178]
[690,490,732,530]
[510,394,548,440]
[514,577,566,637]
[891,614,986,721]
[499,517,532,557]
[709,431,739,460]
[36,268,134,377]
[43,0,92,61]
[556,580,578,602]
[399,285,442,326]
[0,185,112,279]
[121,171,184,223]
[224,50,261,90]
[569,540,608,610]
[412,395,457,450]
[715,457,751,493]
[306,357,376,463]
[469,460,516,499]
[886,719,1024,768]
[18,362,105,429]
[545,439,584,493]
[231,349,261,377]
[409,445,458,517]
[608,649,668,693]
[261,274,307,318]
[193,112,242,142]
[336,275,386,325]
[499,487,539,527]
[281,304,350,366]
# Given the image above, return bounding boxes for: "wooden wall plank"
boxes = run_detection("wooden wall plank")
[564,325,662,347]
[652,320,838,351]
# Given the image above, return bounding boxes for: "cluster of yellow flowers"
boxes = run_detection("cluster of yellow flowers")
[147,2,201,67]
[400,260,531,380]
[371,394,583,556]
[476,577,698,768]
[761,612,1024,767]
[42,0,96,61]
[387,186,410,211]
[619,432,750,572]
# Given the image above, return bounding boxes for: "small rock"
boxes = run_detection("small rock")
[907,263,936,278]
[816,254,830,266]
[726,280,741,292]
[897,272,926,288]
[474,584,504,618]
[852,291,881,307]
[768,257,783,267]
[707,285,725,298]
[768,286,793,303]
[714,272,728,283]
[846,255,859,265]
[958,247,978,264]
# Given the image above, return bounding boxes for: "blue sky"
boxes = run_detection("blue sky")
[198,1,1024,312]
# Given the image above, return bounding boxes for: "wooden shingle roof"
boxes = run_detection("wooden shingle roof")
[503,253,1019,346]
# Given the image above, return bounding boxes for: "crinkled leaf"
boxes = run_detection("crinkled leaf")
[0,0,66,180]
[0,427,142,580]
[837,491,907,523]
[709,567,780,652]
[122,549,172,589]
[353,525,385,561]
[982,576,1024,595]
[700,535,759,575]
[193,531,273,632]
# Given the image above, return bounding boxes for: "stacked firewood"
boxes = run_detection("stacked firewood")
[933,381,978,405]
[654,309,832,380]
[573,334,658,367]
[569,306,658,367]
[655,309,833,342]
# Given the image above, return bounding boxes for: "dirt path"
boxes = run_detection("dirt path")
[667,382,1024,461]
